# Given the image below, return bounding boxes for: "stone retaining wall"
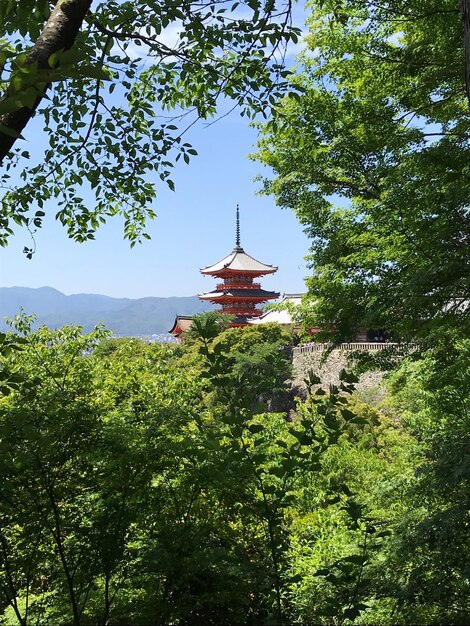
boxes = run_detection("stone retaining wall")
[291,344,389,404]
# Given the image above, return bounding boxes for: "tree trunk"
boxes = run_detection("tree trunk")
[0,0,93,164]
[461,0,470,112]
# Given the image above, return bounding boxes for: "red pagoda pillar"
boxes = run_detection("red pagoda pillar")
[199,206,279,326]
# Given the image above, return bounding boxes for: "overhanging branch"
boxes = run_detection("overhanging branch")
[0,0,93,165]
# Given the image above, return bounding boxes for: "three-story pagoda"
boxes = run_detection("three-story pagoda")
[199,206,279,326]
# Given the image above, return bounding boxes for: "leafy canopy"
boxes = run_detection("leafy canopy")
[0,317,405,625]
[255,0,470,341]
[0,0,300,251]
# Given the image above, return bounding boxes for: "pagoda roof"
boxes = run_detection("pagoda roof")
[199,288,279,301]
[200,247,278,276]
[168,315,193,336]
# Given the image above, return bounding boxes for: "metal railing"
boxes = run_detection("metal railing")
[293,342,403,354]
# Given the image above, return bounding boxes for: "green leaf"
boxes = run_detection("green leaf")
[78,65,111,80]
[268,465,285,478]
[339,369,359,384]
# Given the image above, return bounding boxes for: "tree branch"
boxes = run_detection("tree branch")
[0,0,93,165]
[460,0,470,112]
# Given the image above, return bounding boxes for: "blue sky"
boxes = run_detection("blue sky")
[0,10,310,300]
[0,115,310,299]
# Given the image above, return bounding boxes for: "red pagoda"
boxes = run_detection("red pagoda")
[199,206,279,326]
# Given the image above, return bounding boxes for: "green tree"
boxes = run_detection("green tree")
[0,0,300,250]
[255,0,470,342]
[0,318,303,624]
[183,311,233,347]
[283,389,421,625]
[253,9,470,615]
[0,321,114,625]
[189,318,385,624]
[377,331,470,624]
[210,323,293,410]
[0,317,437,625]
[0,319,207,624]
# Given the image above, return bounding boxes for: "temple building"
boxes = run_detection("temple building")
[168,315,194,340]
[199,206,279,326]
[248,293,304,330]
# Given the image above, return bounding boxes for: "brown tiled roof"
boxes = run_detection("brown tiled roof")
[168,315,193,335]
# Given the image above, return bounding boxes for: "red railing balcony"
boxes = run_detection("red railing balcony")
[216,282,261,291]
[222,307,262,316]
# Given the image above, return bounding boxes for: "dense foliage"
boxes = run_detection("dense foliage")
[1,3,469,625]
[3,311,466,625]
[250,3,470,622]
[255,0,470,342]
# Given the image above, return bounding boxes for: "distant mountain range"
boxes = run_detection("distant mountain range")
[0,287,213,335]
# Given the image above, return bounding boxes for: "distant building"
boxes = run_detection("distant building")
[169,206,280,339]
[199,205,279,326]
[248,293,302,329]
[248,293,324,338]
[168,315,194,340]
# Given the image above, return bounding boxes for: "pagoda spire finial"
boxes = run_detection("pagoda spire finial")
[235,204,241,249]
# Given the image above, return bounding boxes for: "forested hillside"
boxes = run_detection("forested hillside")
[0,287,212,334]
